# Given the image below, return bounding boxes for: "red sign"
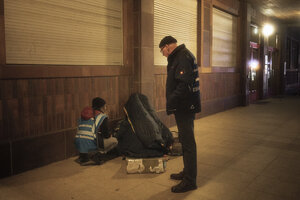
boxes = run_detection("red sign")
[250,41,260,49]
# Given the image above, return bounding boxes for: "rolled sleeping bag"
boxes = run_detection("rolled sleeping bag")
[138,93,174,148]
[124,93,164,148]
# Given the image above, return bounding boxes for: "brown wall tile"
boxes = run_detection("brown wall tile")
[213,0,239,15]
[66,129,77,158]
[54,95,65,114]
[44,114,53,133]
[0,120,3,139]
[46,79,56,96]
[72,94,80,110]
[28,79,46,97]
[64,94,73,114]
[12,132,65,175]
[204,6,211,31]
[0,142,11,178]
[16,80,29,98]
[203,31,211,67]
[55,78,65,95]
[19,97,30,119]
[78,93,90,109]
[30,96,43,116]
[0,0,5,65]
[64,78,75,94]
[141,13,154,47]
[1,80,15,99]
[1,102,9,139]
[0,99,2,121]
[43,96,54,115]
[156,110,176,128]
[224,95,241,110]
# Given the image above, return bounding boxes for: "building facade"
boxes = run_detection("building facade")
[0,0,298,178]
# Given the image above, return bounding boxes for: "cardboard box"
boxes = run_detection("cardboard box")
[126,156,168,174]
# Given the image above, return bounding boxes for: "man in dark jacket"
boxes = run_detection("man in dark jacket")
[159,36,201,193]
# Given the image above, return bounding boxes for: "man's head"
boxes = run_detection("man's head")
[92,97,106,112]
[159,36,177,57]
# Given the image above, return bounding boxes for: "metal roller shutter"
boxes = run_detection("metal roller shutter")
[212,8,237,67]
[154,0,197,66]
[4,0,123,65]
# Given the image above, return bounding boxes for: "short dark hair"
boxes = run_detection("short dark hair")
[159,36,177,48]
[92,97,106,110]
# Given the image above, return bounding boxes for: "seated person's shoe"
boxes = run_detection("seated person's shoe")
[89,152,104,165]
[79,153,89,163]
[171,180,197,193]
[170,171,184,180]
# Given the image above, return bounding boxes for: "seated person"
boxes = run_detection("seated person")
[75,97,118,165]
[92,97,118,154]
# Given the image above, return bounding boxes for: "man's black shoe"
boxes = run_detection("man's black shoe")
[80,160,94,166]
[171,180,197,193]
[170,171,184,180]
[79,153,89,163]
[89,152,104,165]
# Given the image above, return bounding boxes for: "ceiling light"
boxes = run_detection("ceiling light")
[249,60,259,70]
[262,24,274,37]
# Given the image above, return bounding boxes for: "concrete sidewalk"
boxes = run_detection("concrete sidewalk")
[0,96,299,200]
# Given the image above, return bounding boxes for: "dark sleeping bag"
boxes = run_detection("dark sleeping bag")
[137,94,174,148]
[116,93,174,158]
[124,93,173,149]
[115,119,165,158]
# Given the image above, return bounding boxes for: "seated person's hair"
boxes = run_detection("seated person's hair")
[92,97,106,111]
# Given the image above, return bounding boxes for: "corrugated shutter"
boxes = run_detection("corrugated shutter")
[154,0,197,66]
[4,0,123,65]
[212,8,237,67]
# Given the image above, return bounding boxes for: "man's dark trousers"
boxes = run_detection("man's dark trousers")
[174,112,197,184]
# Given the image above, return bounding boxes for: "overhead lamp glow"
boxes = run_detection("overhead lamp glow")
[249,60,259,70]
[262,24,274,37]
[254,27,258,34]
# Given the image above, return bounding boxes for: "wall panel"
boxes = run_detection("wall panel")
[4,0,123,65]
[212,8,237,67]
[0,76,131,140]
[0,142,11,178]
[154,71,241,125]
[154,0,197,66]
[0,0,134,178]
[0,74,132,177]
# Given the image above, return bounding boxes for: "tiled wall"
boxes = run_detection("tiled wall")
[0,0,245,178]
[0,77,131,140]
[0,76,132,177]
[153,72,241,128]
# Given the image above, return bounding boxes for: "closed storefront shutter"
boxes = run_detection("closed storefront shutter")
[212,8,237,67]
[4,0,123,65]
[154,0,197,66]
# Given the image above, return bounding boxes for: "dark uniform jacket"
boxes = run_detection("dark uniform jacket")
[97,117,110,149]
[166,44,201,115]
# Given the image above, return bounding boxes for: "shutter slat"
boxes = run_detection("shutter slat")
[212,8,237,67]
[154,0,197,66]
[4,0,123,65]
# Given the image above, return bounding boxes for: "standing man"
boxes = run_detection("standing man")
[159,36,201,193]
